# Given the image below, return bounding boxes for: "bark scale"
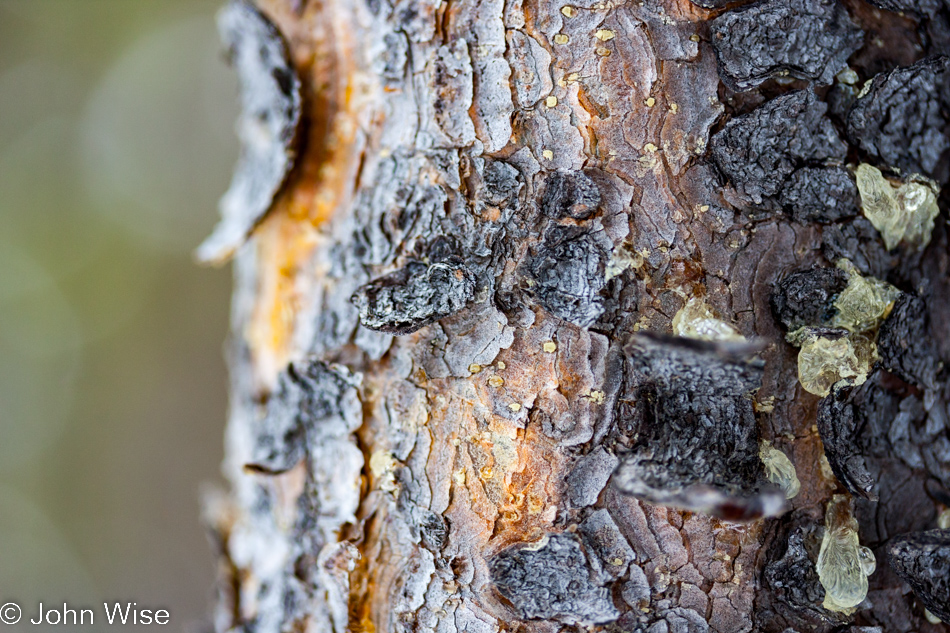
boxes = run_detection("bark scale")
[203,0,950,631]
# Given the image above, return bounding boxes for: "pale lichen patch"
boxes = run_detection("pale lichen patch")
[855,163,940,251]
[817,494,876,614]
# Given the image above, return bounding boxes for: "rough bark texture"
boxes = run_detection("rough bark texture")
[202,0,950,631]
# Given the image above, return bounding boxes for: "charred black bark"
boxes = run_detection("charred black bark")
[887,529,950,622]
[847,56,950,183]
[612,334,785,520]
[710,0,863,91]
[771,267,849,332]
[877,293,943,392]
[779,166,859,224]
[817,383,878,500]
[710,90,847,204]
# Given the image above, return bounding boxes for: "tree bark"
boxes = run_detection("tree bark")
[202,0,950,631]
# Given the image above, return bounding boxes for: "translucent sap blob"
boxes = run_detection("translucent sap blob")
[855,163,939,251]
[830,259,901,334]
[789,261,896,397]
[938,507,950,530]
[759,441,801,499]
[796,331,873,397]
[817,494,876,614]
[672,296,743,342]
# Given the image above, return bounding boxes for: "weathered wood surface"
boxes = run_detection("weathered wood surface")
[203,0,950,631]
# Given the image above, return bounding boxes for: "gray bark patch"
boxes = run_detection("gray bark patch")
[529,226,608,328]
[489,533,620,626]
[198,0,301,263]
[352,260,476,335]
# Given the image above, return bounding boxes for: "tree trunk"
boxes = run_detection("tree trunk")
[202,0,950,631]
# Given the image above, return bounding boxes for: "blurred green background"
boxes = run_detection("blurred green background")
[0,0,237,629]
